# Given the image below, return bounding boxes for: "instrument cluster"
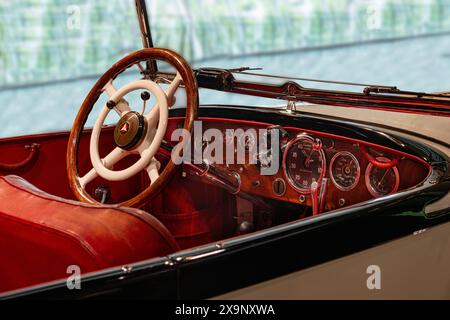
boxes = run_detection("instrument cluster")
[280,131,428,212]
[283,133,402,198]
[178,118,430,214]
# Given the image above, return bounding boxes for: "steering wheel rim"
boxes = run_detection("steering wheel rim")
[67,48,198,208]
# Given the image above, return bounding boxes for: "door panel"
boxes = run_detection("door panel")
[214,221,450,300]
[0,127,145,203]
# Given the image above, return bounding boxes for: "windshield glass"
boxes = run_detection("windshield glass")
[0,1,142,138]
[1,0,450,137]
[147,0,450,92]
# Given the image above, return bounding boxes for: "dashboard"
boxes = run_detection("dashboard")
[166,116,431,214]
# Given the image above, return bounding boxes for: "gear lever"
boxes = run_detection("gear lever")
[310,181,319,216]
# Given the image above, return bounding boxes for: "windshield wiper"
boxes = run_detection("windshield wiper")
[155,67,450,116]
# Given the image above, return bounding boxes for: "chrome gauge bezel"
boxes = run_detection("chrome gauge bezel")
[329,151,361,191]
[282,134,326,194]
[365,156,400,198]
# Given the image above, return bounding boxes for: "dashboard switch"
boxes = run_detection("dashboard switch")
[272,178,286,196]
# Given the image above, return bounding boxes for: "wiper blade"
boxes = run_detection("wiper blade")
[362,86,449,99]
[233,69,395,89]
[154,67,450,116]
[232,69,450,99]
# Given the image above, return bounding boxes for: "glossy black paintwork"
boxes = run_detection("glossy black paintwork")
[3,106,449,300]
[178,205,450,299]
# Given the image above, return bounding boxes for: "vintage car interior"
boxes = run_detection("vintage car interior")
[0,46,447,294]
[0,1,449,298]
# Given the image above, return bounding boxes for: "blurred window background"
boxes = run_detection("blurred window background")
[1,0,449,137]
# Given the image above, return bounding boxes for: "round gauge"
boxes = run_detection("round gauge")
[365,157,400,198]
[283,134,326,193]
[330,151,360,191]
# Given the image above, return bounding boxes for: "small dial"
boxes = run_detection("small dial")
[330,151,360,191]
[365,157,400,198]
[283,134,326,193]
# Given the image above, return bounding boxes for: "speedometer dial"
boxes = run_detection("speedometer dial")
[365,157,400,198]
[283,134,326,193]
[330,151,360,191]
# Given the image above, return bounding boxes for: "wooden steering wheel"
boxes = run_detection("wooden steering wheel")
[67,48,198,208]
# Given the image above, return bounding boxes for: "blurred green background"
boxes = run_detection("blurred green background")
[0,0,449,137]
[1,0,450,87]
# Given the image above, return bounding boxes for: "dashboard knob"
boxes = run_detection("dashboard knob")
[272,178,286,196]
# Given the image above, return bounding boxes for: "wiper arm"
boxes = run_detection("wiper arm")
[153,67,450,116]
[362,86,449,99]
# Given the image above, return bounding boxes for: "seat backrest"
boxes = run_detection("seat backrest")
[0,175,179,293]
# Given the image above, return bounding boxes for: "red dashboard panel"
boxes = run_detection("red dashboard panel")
[0,117,431,215]
[168,117,431,212]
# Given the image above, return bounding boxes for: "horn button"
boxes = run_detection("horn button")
[114,111,147,150]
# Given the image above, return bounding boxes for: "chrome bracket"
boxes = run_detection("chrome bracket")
[286,100,297,113]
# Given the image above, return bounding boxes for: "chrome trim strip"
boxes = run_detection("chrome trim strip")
[219,163,445,251]
[0,255,172,299]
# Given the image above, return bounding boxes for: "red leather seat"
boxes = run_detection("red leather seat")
[0,175,179,293]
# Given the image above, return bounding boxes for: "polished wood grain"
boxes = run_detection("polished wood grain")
[67,48,198,208]
[175,118,430,212]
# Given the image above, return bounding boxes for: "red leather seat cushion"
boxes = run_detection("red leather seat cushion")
[0,175,179,293]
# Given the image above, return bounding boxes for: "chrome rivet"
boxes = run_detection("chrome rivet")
[121,265,132,274]
[339,198,346,206]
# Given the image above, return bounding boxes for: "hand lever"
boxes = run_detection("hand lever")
[319,178,329,213]
[310,181,319,216]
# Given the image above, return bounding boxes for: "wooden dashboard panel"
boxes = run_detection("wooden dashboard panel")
[165,117,431,212]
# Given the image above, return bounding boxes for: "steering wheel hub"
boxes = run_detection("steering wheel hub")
[114,111,147,150]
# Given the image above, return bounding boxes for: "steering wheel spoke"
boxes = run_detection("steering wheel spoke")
[165,71,183,106]
[103,80,131,116]
[146,158,161,184]
[145,72,182,121]
[79,147,127,188]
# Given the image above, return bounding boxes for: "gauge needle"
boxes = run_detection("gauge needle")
[345,159,353,175]
[377,169,390,188]
[305,150,313,167]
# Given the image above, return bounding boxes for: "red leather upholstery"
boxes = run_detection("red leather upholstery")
[0,175,179,293]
